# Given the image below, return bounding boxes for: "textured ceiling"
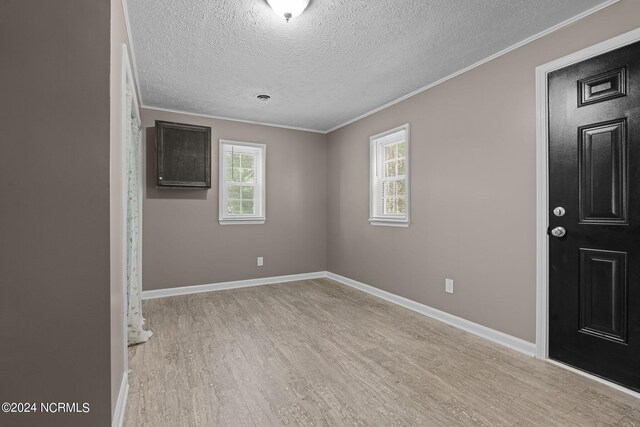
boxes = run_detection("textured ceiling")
[127,0,610,132]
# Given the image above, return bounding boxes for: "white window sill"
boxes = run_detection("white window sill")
[369,218,410,227]
[219,217,266,225]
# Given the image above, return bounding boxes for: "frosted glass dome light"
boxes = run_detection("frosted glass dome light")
[267,0,310,22]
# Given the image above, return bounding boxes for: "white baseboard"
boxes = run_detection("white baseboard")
[141,270,535,357]
[112,372,129,427]
[326,272,537,357]
[141,271,327,300]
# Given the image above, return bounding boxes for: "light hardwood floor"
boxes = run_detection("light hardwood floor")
[124,279,640,426]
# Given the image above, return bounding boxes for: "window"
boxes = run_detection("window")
[219,140,266,225]
[369,124,410,227]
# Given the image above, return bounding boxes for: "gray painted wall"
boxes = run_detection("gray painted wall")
[141,109,327,291]
[326,0,640,343]
[0,1,112,426]
[1,3,637,426]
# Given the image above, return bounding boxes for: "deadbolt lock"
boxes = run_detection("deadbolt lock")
[553,207,566,217]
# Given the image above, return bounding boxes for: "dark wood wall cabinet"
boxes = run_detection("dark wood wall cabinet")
[156,120,211,189]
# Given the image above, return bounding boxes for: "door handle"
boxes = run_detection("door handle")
[551,227,566,237]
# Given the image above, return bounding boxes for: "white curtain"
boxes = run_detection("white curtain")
[126,84,152,346]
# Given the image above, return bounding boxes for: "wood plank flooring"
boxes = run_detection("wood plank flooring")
[124,278,640,426]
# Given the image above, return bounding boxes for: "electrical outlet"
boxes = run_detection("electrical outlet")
[445,278,454,294]
[257,257,264,267]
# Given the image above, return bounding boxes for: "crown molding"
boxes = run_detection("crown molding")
[325,0,621,133]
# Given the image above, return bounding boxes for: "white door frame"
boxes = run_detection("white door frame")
[535,28,640,360]
[120,42,143,378]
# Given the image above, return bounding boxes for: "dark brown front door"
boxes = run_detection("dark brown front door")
[548,41,640,392]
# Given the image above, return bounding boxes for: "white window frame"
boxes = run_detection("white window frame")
[369,123,410,227]
[218,140,266,225]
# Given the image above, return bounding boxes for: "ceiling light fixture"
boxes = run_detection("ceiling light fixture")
[266,0,310,22]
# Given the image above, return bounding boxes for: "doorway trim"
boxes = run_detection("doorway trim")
[535,28,640,366]
[117,43,143,417]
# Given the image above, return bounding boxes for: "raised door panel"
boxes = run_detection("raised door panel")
[579,249,628,343]
[578,119,627,224]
